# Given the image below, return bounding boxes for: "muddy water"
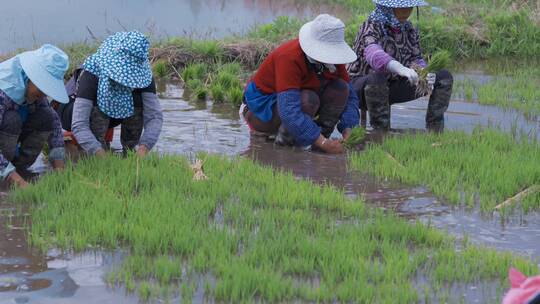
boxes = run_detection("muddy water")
[0,0,347,53]
[1,78,539,302]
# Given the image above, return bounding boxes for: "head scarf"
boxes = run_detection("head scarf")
[369,4,412,33]
[0,56,29,105]
[83,31,152,119]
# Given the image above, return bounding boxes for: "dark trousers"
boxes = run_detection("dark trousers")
[59,101,144,152]
[351,69,453,130]
[243,78,350,142]
[89,106,144,152]
[0,105,56,169]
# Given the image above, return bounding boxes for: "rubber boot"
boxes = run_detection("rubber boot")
[364,84,390,131]
[316,101,347,138]
[426,73,453,132]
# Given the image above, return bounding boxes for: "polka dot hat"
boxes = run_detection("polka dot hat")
[83,31,152,119]
[373,0,429,8]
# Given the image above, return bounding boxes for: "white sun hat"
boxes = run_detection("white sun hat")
[299,14,357,65]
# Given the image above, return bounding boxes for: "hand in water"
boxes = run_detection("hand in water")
[95,149,107,158]
[7,172,29,189]
[315,135,344,154]
[51,160,65,171]
[136,145,149,157]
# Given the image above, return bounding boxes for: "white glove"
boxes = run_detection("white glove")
[386,60,419,86]
[427,73,436,90]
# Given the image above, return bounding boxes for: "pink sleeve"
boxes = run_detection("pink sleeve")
[364,43,393,72]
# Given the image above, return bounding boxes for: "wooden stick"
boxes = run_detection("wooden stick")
[385,152,405,169]
[494,185,540,210]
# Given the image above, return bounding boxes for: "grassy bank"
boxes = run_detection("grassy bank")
[350,128,540,214]
[0,1,537,109]
[10,154,538,302]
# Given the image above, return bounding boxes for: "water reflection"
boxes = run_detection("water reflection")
[0,0,346,53]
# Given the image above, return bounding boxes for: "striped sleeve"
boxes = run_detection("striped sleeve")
[277,89,320,146]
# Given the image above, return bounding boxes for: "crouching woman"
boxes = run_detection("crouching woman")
[71,31,163,158]
[241,14,360,154]
[348,0,453,131]
[0,45,70,188]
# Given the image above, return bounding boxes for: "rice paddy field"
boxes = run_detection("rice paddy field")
[6,154,538,302]
[0,0,539,303]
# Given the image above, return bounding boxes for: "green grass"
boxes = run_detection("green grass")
[454,65,540,115]
[152,59,169,78]
[10,154,538,302]
[349,128,540,213]
[340,0,540,58]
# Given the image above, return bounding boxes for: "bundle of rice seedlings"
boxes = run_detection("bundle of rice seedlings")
[210,83,226,103]
[413,50,451,96]
[344,127,366,148]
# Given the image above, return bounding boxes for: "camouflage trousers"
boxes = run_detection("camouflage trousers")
[352,70,453,131]
[0,105,56,169]
[89,105,144,152]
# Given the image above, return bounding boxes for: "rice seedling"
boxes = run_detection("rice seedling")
[210,83,225,103]
[181,63,207,83]
[452,65,540,115]
[218,62,242,76]
[349,128,540,213]
[226,86,244,106]
[10,153,538,302]
[344,127,366,149]
[152,59,169,78]
[215,71,241,90]
[184,79,203,91]
[193,86,208,101]
[413,50,451,96]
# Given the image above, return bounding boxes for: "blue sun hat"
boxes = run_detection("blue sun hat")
[83,31,152,119]
[373,0,429,8]
[0,44,69,105]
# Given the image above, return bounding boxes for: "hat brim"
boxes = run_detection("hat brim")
[299,22,357,65]
[18,52,69,103]
[373,0,429,7]
[102,52,152,89]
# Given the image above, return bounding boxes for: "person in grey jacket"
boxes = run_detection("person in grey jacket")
[0,44,70,188]
[71,31,163,157]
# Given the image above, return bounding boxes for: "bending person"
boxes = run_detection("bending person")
[0,45,70,188]
[241,14,359,154]
[348,0,453,131]
[71,31,163,157]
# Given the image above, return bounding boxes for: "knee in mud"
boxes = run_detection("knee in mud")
[0,111,23,135]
